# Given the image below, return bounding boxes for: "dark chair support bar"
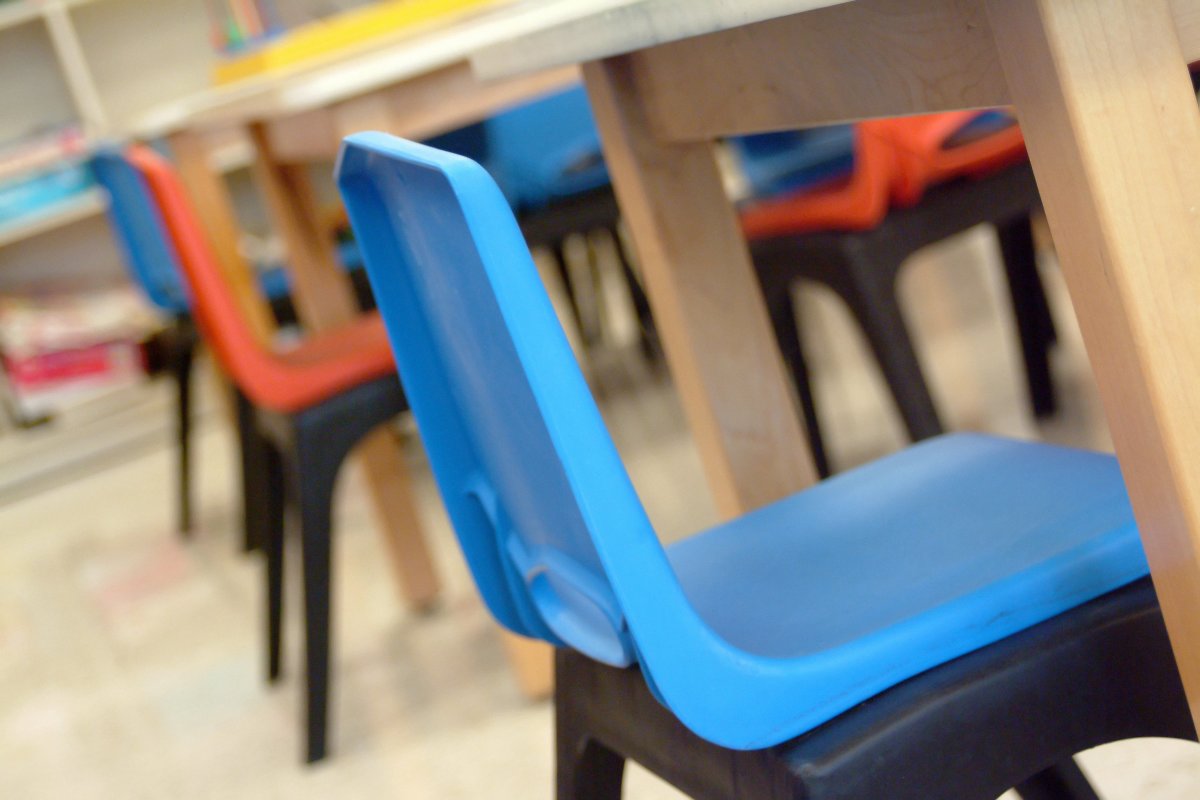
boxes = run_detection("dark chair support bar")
[555,578,1195,800]
[751,163,1056,475]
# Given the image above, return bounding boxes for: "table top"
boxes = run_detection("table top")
[131,0,635,136]
[470,0,852,79]
[133,0,854,136]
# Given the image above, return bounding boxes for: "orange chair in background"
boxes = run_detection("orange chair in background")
[878,111,1029,207]
[125,144,433,763]
[739,123,895,239]
[743,111,1055,476]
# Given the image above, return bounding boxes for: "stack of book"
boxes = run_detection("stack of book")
[209,0,500,84]
[0,125,92,228]
[0,286,160,419]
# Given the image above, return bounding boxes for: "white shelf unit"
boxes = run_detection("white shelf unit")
[0,0,106,31]
[0,189,105,249]
[0,0,234,425]
[0,0,213,250]
[0,1,43,29]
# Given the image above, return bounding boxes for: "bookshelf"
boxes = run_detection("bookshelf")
[0,0,212,248]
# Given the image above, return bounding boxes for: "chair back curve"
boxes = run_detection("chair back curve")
[336,133,709,668]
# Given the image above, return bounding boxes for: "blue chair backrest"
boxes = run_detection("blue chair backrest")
[730,126,856,198]
[483,85,609,211]
[424,122,490,163]
[91,145,190,315]
[337,133,698,668]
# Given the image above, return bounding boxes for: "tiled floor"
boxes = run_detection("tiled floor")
[0,232,1197,798]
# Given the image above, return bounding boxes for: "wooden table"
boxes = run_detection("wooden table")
[136,1,592,697]
[473,0,1200,731]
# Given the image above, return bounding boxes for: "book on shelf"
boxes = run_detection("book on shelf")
[0,125,88,185]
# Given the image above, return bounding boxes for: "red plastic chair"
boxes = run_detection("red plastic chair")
[742,112,1054,476]
[739,123,895,239]
[126,147,394,414]
[740,112,1029,237]
[127,144,422,763]
[877,110,1028,206]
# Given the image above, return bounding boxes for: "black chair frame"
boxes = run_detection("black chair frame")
[236,374,407,762]
[556,577,1196,800]
[751,162,1056,476]
[141,311,199,535]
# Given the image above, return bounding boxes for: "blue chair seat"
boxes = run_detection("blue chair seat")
[335,133,1150,755]
[665,433,1143,745]
[670,434,1138,659]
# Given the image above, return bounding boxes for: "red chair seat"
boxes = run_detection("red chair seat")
[126,144,398,415]
[266,312,396,412]
[739,111,1028,240]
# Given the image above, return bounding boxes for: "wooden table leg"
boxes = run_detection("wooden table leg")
[169,130,277,344]
[989,0,1200,729]
[247,122,440,611]
[583,57,818,517]
[169,130,274,521]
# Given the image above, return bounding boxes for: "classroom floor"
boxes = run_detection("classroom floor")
[0,230,1198,798]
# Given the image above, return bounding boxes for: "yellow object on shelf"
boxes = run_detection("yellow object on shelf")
[213,0,501,85]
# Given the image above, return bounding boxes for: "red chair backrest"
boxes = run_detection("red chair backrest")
[873,111,1027,207]
[739,124,895,238]
[740,110,1028,239]
[125,145,278,395]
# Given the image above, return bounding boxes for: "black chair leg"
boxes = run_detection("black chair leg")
[236,391,269,553]
[170,316,196,535]
[765,285,831,478]
[252,376,410,763]
[996,215,1058,419]
[839,255,944,440]
[293,433,341,764]
[553,239,595,346]
[613,229,660,361]
[556,660,626,800]
[552,580,1191,800]
[1014,759,1102,800]
[263,439,285,684]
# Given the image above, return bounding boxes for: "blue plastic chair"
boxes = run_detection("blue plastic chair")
[335,131,1157,753]
[91,146,192,315]
[90,145,355,546]
[92,146,199,534]
[91,144,366,326]
[483,85,610,211]
[475,85,654,352]
[730,126,856,199]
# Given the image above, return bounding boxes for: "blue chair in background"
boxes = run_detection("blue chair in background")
[481,86,655,354]
[403,91,633,352]
[92,144,373,539]
[484,85,610,209]
[336,133,1194,800]
[730,126,857,199]
[92,146,200,535]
